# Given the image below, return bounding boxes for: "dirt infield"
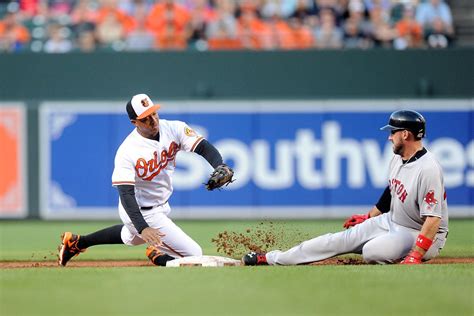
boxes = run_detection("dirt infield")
[0,257,472,269]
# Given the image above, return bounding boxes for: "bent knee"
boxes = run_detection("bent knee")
[184,243,202,257]
[191,245,203,256]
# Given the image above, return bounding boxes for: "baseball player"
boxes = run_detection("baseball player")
[58,93,233,267]
[243,110,448,265]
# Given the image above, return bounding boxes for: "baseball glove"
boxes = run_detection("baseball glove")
[205,164,234,191]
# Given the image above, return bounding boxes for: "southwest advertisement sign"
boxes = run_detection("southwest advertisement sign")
[0,104,27,218]
[39,100,473,219]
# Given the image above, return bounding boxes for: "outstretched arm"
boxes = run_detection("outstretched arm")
[343,186,389,228]
[193,139,223,168]
[193,139,234,190]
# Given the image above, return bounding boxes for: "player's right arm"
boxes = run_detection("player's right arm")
[343,186,390,229]
[116,185,164,247]
[401,163,445,264]
[112,146,164,247]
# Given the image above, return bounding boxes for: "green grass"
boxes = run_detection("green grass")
[1,219,472,261]
[1,219,473,316]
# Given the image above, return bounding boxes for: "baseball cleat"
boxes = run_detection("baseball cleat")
[58,232,85,267]
[146,246,174,266]
[242,251,268,266]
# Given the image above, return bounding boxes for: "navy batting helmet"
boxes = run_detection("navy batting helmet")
[380,110,426,139]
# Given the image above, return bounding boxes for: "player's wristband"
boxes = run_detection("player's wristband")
[415,234,433,251]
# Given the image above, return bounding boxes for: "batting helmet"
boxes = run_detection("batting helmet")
[380,110,426,139]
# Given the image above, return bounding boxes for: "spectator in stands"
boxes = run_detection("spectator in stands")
[425,16,452,49]
[313,8,343,49]
[416,0,453,35]
[47,0,73,18]
[283,16,314,49]
[118,0,152,16]
[96,10,125,48]
[343,16,372,49]
[363,0,391,14]
[236,0,272,50]
[261,0,297,19]
[43,22,72,52]
[366,5,395,48]
[96,0,134,34]
[146,0,190,35]
[0,11,30,52]
[315,0,345,23]
[71,0,98,26]
[155,20,187,50]
[75,29,97,52]
[346,0,373,39]
[290,0,317,24]
[19,0,41,19]
[206,0,240,50]
[186,0,216,49]
[125,4,154,51]
[394,5,423,49]
[70,0,97,49]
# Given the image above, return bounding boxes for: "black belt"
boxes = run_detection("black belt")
[140,200,168,211]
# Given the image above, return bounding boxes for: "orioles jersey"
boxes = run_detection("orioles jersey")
[387,149,448,233]
[112,119,203,207]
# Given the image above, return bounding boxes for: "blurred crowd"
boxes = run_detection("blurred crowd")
[0,0,455,53]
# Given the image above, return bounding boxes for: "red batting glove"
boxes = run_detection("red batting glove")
[343,213,370,229]
[400,250,423,264]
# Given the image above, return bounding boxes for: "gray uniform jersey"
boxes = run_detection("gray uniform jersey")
[388,149,448,233]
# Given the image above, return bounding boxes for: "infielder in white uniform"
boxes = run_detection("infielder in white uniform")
[243,110,448,265]
[59,93,233,266]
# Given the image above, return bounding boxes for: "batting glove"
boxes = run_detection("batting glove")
[343,213,370,229]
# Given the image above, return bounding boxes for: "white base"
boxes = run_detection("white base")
[166,255,242,267]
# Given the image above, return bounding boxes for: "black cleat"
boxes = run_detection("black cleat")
[242,252,268,266]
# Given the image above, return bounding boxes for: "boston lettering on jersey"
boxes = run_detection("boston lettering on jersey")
[389,178,408,203]
[134,142,181,181]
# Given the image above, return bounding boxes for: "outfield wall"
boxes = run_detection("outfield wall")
[1,49,473,219]
[0,49,473,100]
[37,99,473,219]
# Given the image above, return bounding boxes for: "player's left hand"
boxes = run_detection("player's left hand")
[400,250,423,264]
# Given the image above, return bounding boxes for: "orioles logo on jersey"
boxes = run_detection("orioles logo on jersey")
[135,142,181,181]
[424,190,438,209]
[184,126,196,137]
[141,98,150,107]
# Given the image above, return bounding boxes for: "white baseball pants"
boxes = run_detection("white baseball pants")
[118,202,202,258]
